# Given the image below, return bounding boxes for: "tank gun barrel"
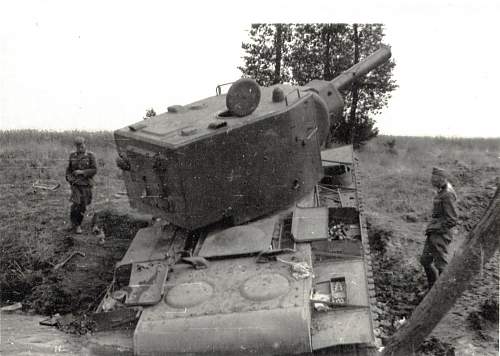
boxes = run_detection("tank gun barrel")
[330,45,392,90]
[304,45,392,145]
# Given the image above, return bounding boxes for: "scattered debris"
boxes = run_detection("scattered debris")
[328,222,359,240]
[39,313,61,326]
[52,251,85,271]
[329,223,348,240]
[276,258,314,280]
[56,313,94,335]
[1,302,22,313]
[311,292,331,312]
[101,295,121,312]
[32,180,61,191]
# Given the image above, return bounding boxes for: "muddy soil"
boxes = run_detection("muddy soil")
[1,198,149,316]
[365,164,499,355]
[1,311,134,355]
[1,198,148,354]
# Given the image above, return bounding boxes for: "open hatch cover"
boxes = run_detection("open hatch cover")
[198,216,278,258]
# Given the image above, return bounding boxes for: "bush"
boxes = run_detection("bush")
[330,116,379,148]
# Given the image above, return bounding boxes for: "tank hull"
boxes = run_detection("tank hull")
[134,244,313,355]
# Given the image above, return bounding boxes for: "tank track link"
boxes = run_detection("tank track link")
[353,151,382,353]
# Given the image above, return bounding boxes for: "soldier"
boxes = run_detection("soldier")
[420,167,458,288]
[65,137,97,234]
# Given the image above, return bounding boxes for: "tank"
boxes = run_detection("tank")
[101,45,392,356]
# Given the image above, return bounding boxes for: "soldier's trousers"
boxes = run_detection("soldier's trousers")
[420,232,452,287]
[70,185,93,226]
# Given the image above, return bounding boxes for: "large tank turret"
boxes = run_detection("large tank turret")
[114,46,391,230]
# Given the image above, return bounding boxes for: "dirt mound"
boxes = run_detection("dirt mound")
[418,337,454,356]
[92,206,152,240]
[26,207,151,315]
[368,219,428,343]
[1,205,151,319]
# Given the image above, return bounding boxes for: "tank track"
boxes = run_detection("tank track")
[353,151,382,353]
[311,148,380,356]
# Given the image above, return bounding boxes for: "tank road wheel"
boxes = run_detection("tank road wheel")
[226,78,261,117]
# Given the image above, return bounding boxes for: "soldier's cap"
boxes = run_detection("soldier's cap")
[74,136,85,145]
[432,167,448,179]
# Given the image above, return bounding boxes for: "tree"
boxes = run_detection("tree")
[286,24,351,84]
[239,24,292,86]
[337,24,397,147]
[239,24,397,147]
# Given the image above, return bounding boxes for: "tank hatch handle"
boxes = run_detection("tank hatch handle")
[215,82,234,96]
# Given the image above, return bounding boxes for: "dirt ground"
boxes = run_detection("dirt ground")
[361,154,499,355]
[0,135,150,320]
[0,192,149,315]
[1,133,499,356]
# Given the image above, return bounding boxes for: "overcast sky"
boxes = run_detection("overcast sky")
[1,0,499,137]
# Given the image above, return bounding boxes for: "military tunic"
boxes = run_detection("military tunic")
[65,151,97,226]
[420,183,458,286]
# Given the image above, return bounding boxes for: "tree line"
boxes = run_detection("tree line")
[239,24,397,147]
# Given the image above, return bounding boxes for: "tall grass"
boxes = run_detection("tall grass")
[358,135,500,217]
[0,129,115,149]
[0,130,120,188]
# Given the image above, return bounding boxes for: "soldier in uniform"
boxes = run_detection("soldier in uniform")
[65,137,97,234]
[420,167,458,288]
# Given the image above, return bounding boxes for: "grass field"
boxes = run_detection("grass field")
[359,135,499,216]
[358,135,499,354]
[1,130,499,354]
